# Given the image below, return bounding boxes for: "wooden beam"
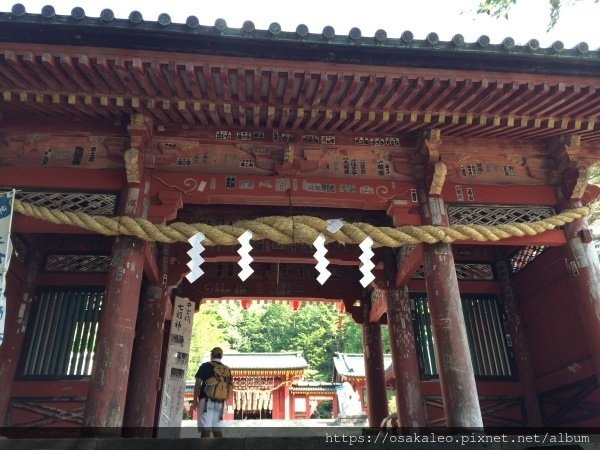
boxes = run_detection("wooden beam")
[442,183,557,205]
[36,272,107,286]
[0,167,124,190]
[395,244,424,287]
[150,171,413,211]
[12,215,97,235]
[143,242,161,284]
[203,254,359,266]
[369,292,388,323]
[408,279,502,294]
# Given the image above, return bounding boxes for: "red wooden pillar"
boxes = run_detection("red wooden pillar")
[332,394,338,418]
[123,269,170,433]
[284,383,291,420]
[420,194,483,428]
[84,116,152,431]
[362,300,389,427]
[0,251,40,425]
[386,287,426,428]
[272,387,280,419]
[83,190,148,429]
[561,199,600,385]
[496,260,543,426]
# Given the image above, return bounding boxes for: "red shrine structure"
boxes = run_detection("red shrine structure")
[0,3,599,434]
[184,352,341,420]
[188,352,308,421]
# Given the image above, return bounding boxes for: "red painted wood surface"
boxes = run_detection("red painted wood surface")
[83,172,149,429]
[124,283,169,433]
[442,183,557,206]
[512,247,592,382]
[496,260,543,426]
[362,302,389,427]
[560,200,600,386]
[395,244,423,288]
[0,253,39,426]
[0,167,124,191]
[420,195,483,428]
[386,288,426,427]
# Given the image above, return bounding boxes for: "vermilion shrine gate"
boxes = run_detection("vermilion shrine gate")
[0,3,599,435]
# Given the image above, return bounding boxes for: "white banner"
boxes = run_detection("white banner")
[158,296,195,436]
[0,190,16,346]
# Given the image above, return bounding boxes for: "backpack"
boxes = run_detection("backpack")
[204,362,233,401]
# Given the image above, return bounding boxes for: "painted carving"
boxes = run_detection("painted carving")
[429,160,447,195]
[562,166,589,200]
[124,148,142,184]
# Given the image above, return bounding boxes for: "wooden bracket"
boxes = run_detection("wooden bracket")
[416,128,445,194]
[124,114,153,184]
[148,190,184,224]
[548,134,581,181]
[124,147,143,184]
[282,142,294,166]
[562,166,589,200]
[417,128,441,164]
[127,114,153,148]
[427,160,447,196]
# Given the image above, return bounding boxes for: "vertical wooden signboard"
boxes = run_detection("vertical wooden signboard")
[158,296,195,436]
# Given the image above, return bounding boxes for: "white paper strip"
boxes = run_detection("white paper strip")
[326,218,344,233]
[238,230,254,281]
[185,232,205,283]
[359,236,375,288]
[313,233,331,285]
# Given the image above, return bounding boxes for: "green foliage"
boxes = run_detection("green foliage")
[388,394,397,414]
[478,0,599,30]
[186,303,231,380]
[186,301,391,381]
[316,400,333,419]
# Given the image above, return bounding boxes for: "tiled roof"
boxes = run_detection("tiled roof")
[202,352,308,370]
[290,381,341,394]
[333,352,393,378]
[1,4,599,76]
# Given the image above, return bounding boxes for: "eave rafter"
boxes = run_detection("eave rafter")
[0,44,599,141]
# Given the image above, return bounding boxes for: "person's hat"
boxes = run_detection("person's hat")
[211,347,223,357]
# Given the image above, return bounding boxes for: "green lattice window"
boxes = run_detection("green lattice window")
[18,287,103,377]
[413,294,515,379]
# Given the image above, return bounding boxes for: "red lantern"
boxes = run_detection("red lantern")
[241,298,252,310]
[290,299,301,311]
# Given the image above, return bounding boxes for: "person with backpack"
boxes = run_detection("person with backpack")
[191,347,233,438]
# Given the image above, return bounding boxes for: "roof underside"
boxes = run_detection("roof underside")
[0,7,599,142]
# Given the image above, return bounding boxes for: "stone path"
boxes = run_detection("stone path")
[179,418,363,438]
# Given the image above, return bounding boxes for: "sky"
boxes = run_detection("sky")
[12,0,600,48]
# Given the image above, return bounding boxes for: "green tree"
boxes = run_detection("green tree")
[478,0,599,30]
[189,301,394,381]
[339,315,392,354]
[186,303,230,380]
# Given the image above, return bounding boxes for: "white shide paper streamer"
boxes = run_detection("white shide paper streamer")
[185,232,205,283]
[238,230,254,281]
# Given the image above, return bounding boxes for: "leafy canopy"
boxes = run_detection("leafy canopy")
[478,0,599,30]
[186,302,390,381]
